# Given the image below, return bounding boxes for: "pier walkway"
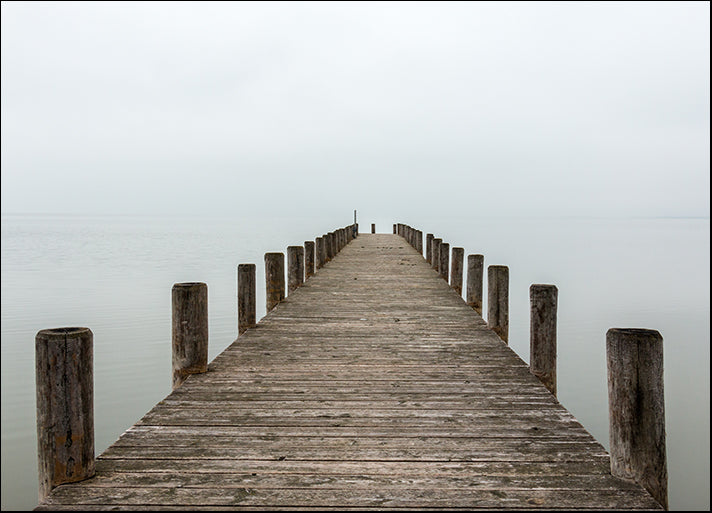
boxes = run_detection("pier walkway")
[36,234,661,510]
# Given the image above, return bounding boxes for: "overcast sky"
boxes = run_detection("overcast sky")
[1,1,709,219]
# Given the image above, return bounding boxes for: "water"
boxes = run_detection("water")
[1,214,709,510]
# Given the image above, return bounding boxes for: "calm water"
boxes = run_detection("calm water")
[1,214,709,510]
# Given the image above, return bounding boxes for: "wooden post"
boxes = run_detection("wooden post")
[287,245,304,295]
[529,284,557,396]
[439,242,450,281]
[35,327,95,500]
[432,238,441,272]
[237,264,256,335]
[393,224,397,234]
[426,234,433,264]
[172,282,208,389]
[607,328,667,510]
[325,233,333,262]
[450,247,464,296]
[322,234,329,264]
[304,241,315,279]
[466,254,484,315]
[265,252,285,312]
[315,237,324,269]
[371,223,376,234]
[487,265,509,343]
[416,230,423,255]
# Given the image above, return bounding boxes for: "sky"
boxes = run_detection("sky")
[1,1,709,220]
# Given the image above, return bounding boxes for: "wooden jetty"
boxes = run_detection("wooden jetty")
[35,227,665,510]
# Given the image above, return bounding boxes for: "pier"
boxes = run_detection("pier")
[34,224,665,510]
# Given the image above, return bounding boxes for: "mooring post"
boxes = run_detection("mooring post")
[432,238,441,271]
[321,234,329,264]
[487,265,509,343]
[530,284,557,396]
[426,234,433,264]
[315,237,324,269]
[35,327,95,501]
[287,245,304,295]
[371,223,376,234]
[439,242,450,281]
[466,254,484,315]
[265,252,285,312]
[451,247,464,296]
[606,328,668,510]
[305,241,315,279]
[237,264,256,335]
[325,233,333,262]
[172,282,208,389]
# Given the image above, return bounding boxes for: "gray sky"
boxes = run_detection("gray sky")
[1,1,709,219]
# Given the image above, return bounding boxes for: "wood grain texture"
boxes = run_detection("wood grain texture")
[36,234,661,510]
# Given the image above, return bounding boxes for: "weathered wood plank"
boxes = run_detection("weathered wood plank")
[41,486,661,509]
[67,471,644,491]
[120,424,594,440]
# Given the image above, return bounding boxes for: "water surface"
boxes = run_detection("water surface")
[1,214,709,510]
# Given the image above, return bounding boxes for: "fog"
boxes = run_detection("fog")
[1,1,709,219]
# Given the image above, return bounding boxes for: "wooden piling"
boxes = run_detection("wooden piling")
[305,241,315,279]
[415,230,423,255]
[529,284,557,396]
[439,242,450,281]
[393,224,397,234]
[487,265,509,343]
[287,246,304,295]
[426,234,433,264]
[265,252,285,312]
[35,327,95,500]
[432,238,441,272]
[325,233,333,262]
[451,247,464,296]
[371,223,376,234]
[466,254,484,315]
[171,282,208,390]
[237,264,256,335]
[606,328,667,510]
[315,237,324,269]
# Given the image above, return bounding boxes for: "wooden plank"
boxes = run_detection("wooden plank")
[41,486,661,509]
[94,458,613,477]
[120,425,594,440]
